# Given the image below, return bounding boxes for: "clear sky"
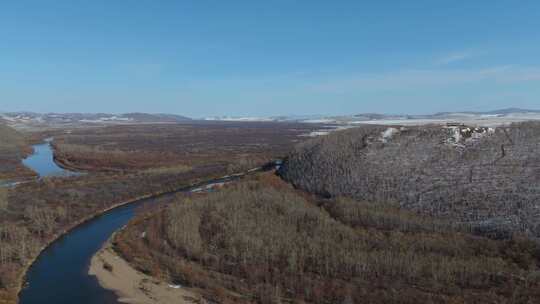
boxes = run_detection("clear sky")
[1,1,539,117]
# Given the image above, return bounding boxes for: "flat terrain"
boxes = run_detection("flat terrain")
[52,122,322,172]
[90,241,198,304]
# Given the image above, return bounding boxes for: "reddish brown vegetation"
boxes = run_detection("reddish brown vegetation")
[114,174,540,304]
[52,122,320,172]
[0,125,35,182]
[0,122,316,303]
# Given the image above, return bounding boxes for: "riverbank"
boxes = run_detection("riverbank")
[13,190,172,304]
[14,163,278,304]
[90,239,199,304]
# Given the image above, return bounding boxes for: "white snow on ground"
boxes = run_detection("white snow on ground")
[205,182,225,189]
[191,182,227,193]
[103,116,132,121]
[355,119,455,126]
[0,114,16,122]
[301,125,355,137]
[80,117,133,123]
[351,115,540,127]
[0,180,33,188]
[190,187,203,193]
[469,127,496,141]
[446,127,464,147]
[204,116,274,122]
[381,127,399,143]
[444,126,495,148]
[304,131,331,137]
[302,119,337,124]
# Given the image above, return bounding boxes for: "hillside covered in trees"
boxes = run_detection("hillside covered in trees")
[114,174,540,304]
[279,122,540,240]
[0,125,34,182]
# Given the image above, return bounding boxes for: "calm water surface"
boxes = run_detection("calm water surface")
[18,145,275,304]
[22,139,76,177]
[19,138,124,304]
[18,204,136,304]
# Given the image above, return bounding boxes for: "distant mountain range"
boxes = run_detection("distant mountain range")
[2,108,540,129]
[0,112,191,128]
[432,108,540,116]
[206,108,540,123]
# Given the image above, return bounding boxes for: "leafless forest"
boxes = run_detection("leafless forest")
[115,174,540,303]
[280,122,540,239]
[3,120,540,303]
[0,126,34,182]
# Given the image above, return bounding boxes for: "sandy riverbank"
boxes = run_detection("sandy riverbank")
[89,240,199,304]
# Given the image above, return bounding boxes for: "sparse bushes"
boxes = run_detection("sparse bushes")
[103,262,113,272]
[53,122,318,172]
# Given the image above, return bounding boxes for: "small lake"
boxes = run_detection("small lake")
[22,138,78,177]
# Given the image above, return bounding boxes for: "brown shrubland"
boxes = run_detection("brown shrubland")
[52,122,319,172]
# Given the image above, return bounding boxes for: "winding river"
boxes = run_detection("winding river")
[18,139,277,304]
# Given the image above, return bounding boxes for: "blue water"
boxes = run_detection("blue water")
[19,183,220,304]
[17,158,276,304]
[18,203,137,304]
[22,139,75,177]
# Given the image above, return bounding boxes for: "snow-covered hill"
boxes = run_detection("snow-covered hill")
[0,112,192,130]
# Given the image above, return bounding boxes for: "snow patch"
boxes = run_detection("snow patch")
[301,119,336,124]
[381,128,399,143]
[304,131,331,137]
[445,125,495,148]
[301,125,355,137]
[204,116,274,122]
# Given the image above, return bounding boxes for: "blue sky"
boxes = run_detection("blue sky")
[1,1,539,117]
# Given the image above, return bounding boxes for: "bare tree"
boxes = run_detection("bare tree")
[0,188,7,211]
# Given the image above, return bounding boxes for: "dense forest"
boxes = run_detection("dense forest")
[0,125,34,182]
[114,174,540,304]
[279,122,540,240]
